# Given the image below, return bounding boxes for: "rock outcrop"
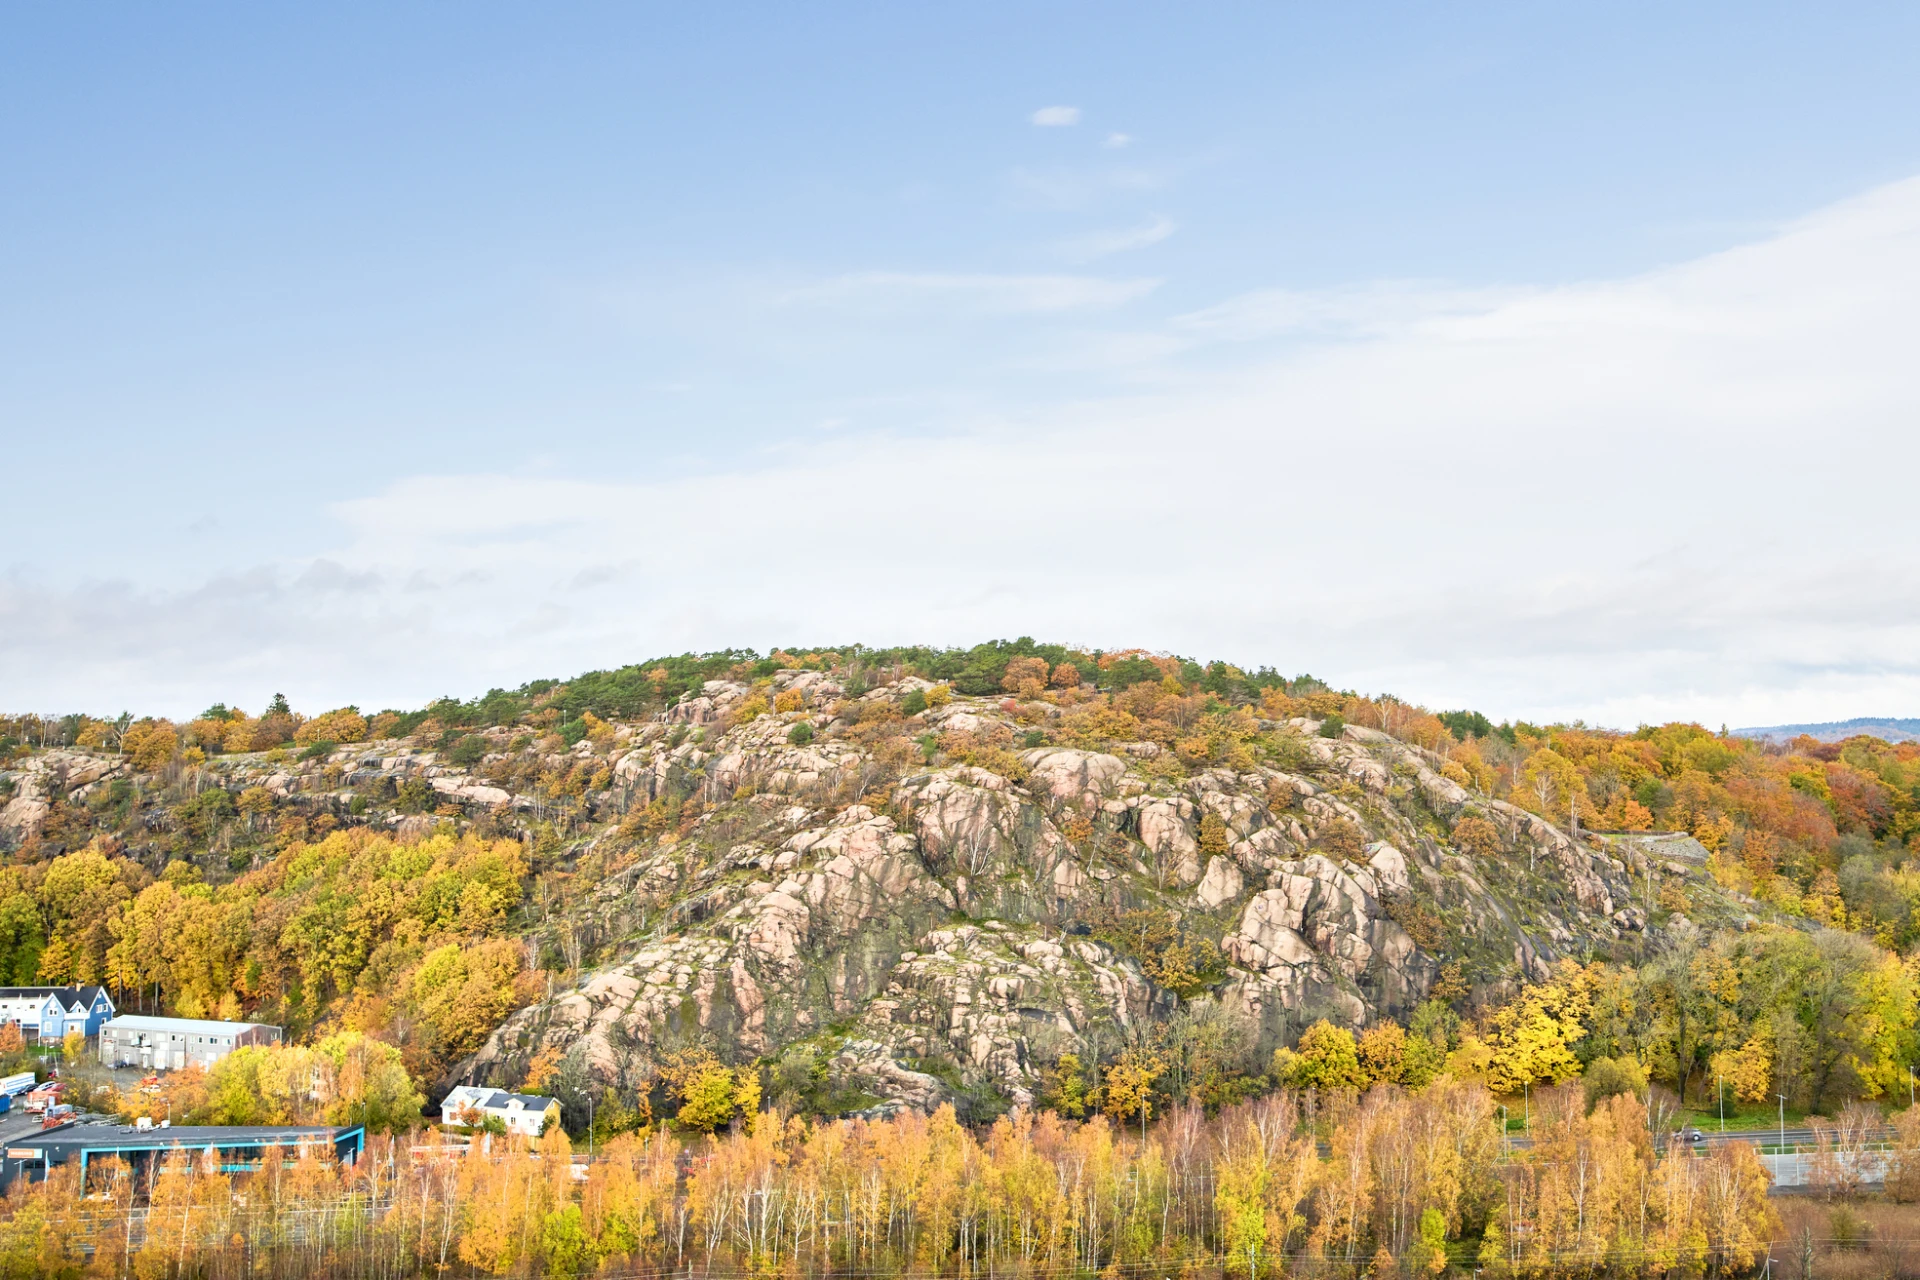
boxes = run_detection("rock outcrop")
[2,665,1743,1118]
[452,676,1726,1114]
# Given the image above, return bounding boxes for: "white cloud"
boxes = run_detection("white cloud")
[8,177,1920,726]
[1030,105,1081,127]
[1059,215,1177,261]
[1104,132,1131,149]
[1173,281,1526,340]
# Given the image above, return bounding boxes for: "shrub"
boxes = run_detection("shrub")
[1451,815,1504,858]
[901,689,927,716]
[1429,961,1470,1004]
[1317,713,1346,739]
[449,736,487,767]
[1383,891,1445,948]
[1317,818,1366,860]
[859,700,901,724]
[787,722,815,746]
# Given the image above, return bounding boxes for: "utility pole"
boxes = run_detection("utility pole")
[1778,1093,1787,1154]
[1719,1074,1725,1134]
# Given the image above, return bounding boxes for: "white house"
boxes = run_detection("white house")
[0,986,115,1041]
[437,1085,561,1136]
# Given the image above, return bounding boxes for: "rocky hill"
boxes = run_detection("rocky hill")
[434,669,1748,1116]
[0,652,1776,1119]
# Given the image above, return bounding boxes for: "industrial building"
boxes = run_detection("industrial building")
[97,1015,282,1072]
[0,986,115,1041]
[0,1121,364,1191]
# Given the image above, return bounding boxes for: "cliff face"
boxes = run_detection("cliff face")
[450,671,1746,1113]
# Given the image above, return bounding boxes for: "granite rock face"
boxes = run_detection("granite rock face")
[453,679,1702,1113]
[0,671,1725,1117]
[0,750,126,842]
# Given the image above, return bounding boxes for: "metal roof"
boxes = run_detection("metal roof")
[34,1124,358,1152]
[100,1015,277,1036]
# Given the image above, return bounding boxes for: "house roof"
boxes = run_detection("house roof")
[101,1015,276,1036]
[500,1093,558,1111]
[440,1086,558,1114]
[0,986,111,1013]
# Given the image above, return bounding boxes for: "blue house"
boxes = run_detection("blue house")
[0,986,115,1041]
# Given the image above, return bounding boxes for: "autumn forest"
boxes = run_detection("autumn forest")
[2,640,1919,1278]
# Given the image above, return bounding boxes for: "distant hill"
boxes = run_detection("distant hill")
[1733,717,1920,744]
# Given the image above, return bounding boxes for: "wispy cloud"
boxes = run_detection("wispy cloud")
[1103,132,1131,149]
[10,177,1920,726]
[1030,105,1081,127]
[1173,281,1527,341]
[1059,215,1176,261]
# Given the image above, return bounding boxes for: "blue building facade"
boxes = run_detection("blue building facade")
[0,986,115,1041]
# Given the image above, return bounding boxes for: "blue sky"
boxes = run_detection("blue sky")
[5,4,1920,724]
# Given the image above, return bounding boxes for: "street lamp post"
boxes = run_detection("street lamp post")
[1718,1074,1725,1135]
[1778,1093,1787,1154]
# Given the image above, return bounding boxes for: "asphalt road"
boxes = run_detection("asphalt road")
[1506,1125,1892,1151]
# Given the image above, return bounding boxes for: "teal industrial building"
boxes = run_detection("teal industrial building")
[0,1122,364,1191]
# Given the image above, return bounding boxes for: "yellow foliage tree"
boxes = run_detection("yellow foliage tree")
[1710,1034,1773,1104]
[294,708,369,746]
[1357,1021,1406,1087]
[1286,1020,1367,1092]
[1483,965,1591,1093]
[1101,1046,1164,1134]
[121,720,179,770]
